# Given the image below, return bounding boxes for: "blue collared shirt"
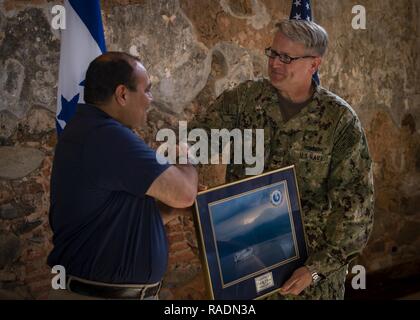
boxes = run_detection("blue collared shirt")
[48,104,170,284]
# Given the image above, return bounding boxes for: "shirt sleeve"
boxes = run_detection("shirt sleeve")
[190,87,239,131]
[83,123,171,196]
[189,83,245,163]
[305,109,375,278]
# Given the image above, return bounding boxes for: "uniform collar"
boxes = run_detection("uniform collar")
[263,79,322,125]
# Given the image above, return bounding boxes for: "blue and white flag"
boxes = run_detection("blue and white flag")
[289,0,320,85]
[56,0,107,135]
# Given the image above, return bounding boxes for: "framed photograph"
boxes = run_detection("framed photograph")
[193,165,308,300]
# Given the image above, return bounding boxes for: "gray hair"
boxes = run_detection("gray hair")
[275,19,329,56]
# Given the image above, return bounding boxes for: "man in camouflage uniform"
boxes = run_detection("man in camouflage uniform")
[193,19,374,299]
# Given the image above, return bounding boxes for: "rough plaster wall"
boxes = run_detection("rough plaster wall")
[314,0,420,272]
[0,0,419,299]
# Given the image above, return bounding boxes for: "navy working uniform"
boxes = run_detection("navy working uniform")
[193,79,374,299]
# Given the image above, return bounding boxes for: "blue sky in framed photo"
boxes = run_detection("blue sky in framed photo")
[209,182,297,285]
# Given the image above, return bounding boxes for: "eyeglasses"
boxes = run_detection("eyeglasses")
[264,47,317,64]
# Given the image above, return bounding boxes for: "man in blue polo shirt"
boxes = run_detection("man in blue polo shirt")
[48,52,198,299]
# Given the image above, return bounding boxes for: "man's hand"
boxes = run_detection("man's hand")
[279,266,312,296]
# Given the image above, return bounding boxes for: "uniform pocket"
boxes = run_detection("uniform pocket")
[290,148,331,204]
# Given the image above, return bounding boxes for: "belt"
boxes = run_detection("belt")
[67,276,161,299]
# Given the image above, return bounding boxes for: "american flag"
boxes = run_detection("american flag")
[289,0,319,84]
[289,0,313,21]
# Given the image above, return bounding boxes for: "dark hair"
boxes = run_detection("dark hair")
[84,52,141,104]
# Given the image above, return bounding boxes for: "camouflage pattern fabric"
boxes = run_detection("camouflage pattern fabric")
[192,79,374,300]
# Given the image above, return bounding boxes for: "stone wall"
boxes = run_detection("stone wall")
[0,0,419,299]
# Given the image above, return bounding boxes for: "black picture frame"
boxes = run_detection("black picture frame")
[193,165,308,300]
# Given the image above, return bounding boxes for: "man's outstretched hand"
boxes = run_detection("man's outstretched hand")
[279,266,313,296]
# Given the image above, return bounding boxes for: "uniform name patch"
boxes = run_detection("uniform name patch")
[299,150,325,161]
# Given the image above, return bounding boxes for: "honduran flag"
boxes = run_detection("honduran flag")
[56,0,107,135]
[289,0,320,85]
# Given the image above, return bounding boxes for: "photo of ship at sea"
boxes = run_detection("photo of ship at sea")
[209,182,298,286]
